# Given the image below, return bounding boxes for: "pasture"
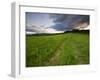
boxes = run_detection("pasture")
[26,30,89,67]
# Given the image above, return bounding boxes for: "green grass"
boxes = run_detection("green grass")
[26,30,89,67]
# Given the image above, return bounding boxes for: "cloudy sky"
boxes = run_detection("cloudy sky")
[26,12,89,34]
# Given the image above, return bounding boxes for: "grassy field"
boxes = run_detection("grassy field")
[26,30,89,67]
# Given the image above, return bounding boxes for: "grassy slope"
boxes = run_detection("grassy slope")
[26,31,89,67]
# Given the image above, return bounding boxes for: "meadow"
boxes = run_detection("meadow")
[26,30,89,67]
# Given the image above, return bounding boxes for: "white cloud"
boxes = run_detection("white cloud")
[26,25,65,34]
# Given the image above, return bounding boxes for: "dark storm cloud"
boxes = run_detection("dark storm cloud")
[49,14,89,31]
[50,14,89,24]
[50,23,72,31]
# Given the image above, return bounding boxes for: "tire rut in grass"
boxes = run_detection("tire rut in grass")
[72,41,89,64]
[69,35,88,64]
[46,37,67,65]
[46,37,85,65]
